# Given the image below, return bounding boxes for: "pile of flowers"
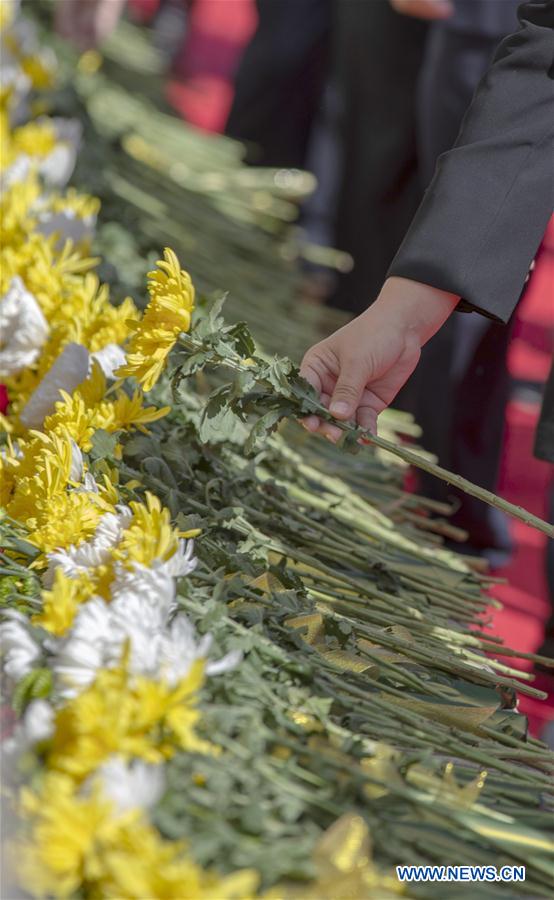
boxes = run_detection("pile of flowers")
[0,6,258,896]
[4,6,554,899]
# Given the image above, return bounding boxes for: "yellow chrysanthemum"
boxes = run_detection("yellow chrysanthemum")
[25,489,110,557]
[53,274,137,352]
[15,772,114,899]
[44,383,169,452]
[0,0,18,31]
[107,389,170,433]
[26,238,99,316]
[0,176,41,249]
[115,327,178,393]
[77,361,108,406]
[10,274,135,365]
[48,657,212,781]
[43,391,97,451]
[3,430,75,511]
[5,431,114,556]
[1,232,98,311]
[14,772,258,900]
[20,54,55,90]
[32,568,96,637]
[11,120,57,159]
[98,818,258,900]
[113,492,181,569]
[116,248,195,392]
[47,188,100,221]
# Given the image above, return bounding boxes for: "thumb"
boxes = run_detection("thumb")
[329,360,367,420]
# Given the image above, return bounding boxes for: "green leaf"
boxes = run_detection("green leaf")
[193,292,228,339]
[12,668,53,717]
[226,321,256,358]
[142,457,178,488]
[261,357,295,395]
[289,372,321,415]
[173,351,212,382]
[340,429,362,454]
[244,409,285,455]
[198,403,247,445]
[89,428,119,461]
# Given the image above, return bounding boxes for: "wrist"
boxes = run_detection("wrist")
[372,277,459,346]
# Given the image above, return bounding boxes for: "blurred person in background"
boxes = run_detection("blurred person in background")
[55,0,127,49]
[331,0,520,565]
[223,0,343,300]
[225,0,330,169]
[331,0,428,315]
[56,0,190,65]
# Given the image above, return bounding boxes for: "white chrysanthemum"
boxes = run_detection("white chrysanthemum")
[22,698,54,743]
[0,277,48,377]
[0,151,31,193]
[69,440,84,483]
[162,539,198,578]
[20,342,90,428]
[51,584,170,698]
[91,343,127,379]
[1,699,54,762]
[44,507,132,586]
[4,16,38,57]
[110,562,177,622]
[81,472,99,493]
[0,0,21,34]
[39,117,82,187]
[86,756,165,814]
[0,610,41,681]
[0,65,30,127]
[159,616,242,681]
[0,441,23,461]
[53,575,241,697]
[36,208,97,249]
[52,597,112,697]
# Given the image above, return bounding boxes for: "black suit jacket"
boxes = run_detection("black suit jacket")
[389,0,554,460]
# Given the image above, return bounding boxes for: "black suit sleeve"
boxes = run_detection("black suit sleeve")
[389,0,554,322]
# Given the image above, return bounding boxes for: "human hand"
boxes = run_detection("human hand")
[55,0,126,50]
[389,0,454,20]
[299,278,458,441]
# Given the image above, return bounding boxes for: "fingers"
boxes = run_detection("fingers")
[302,415,321,433]
[311,393,341,442]
[299,347,338,433]
[301,391,330,434]
[299,352,336,397]
[329,359,368,420]
[301,391,341,441]
[300,344,374,442]
[356,405,379,436]
[356,389,388,435]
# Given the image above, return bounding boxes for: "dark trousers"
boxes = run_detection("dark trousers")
[401,3,519,550]
[401,313,514,549]
[225,0,330,168]
[331,0,428,310]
